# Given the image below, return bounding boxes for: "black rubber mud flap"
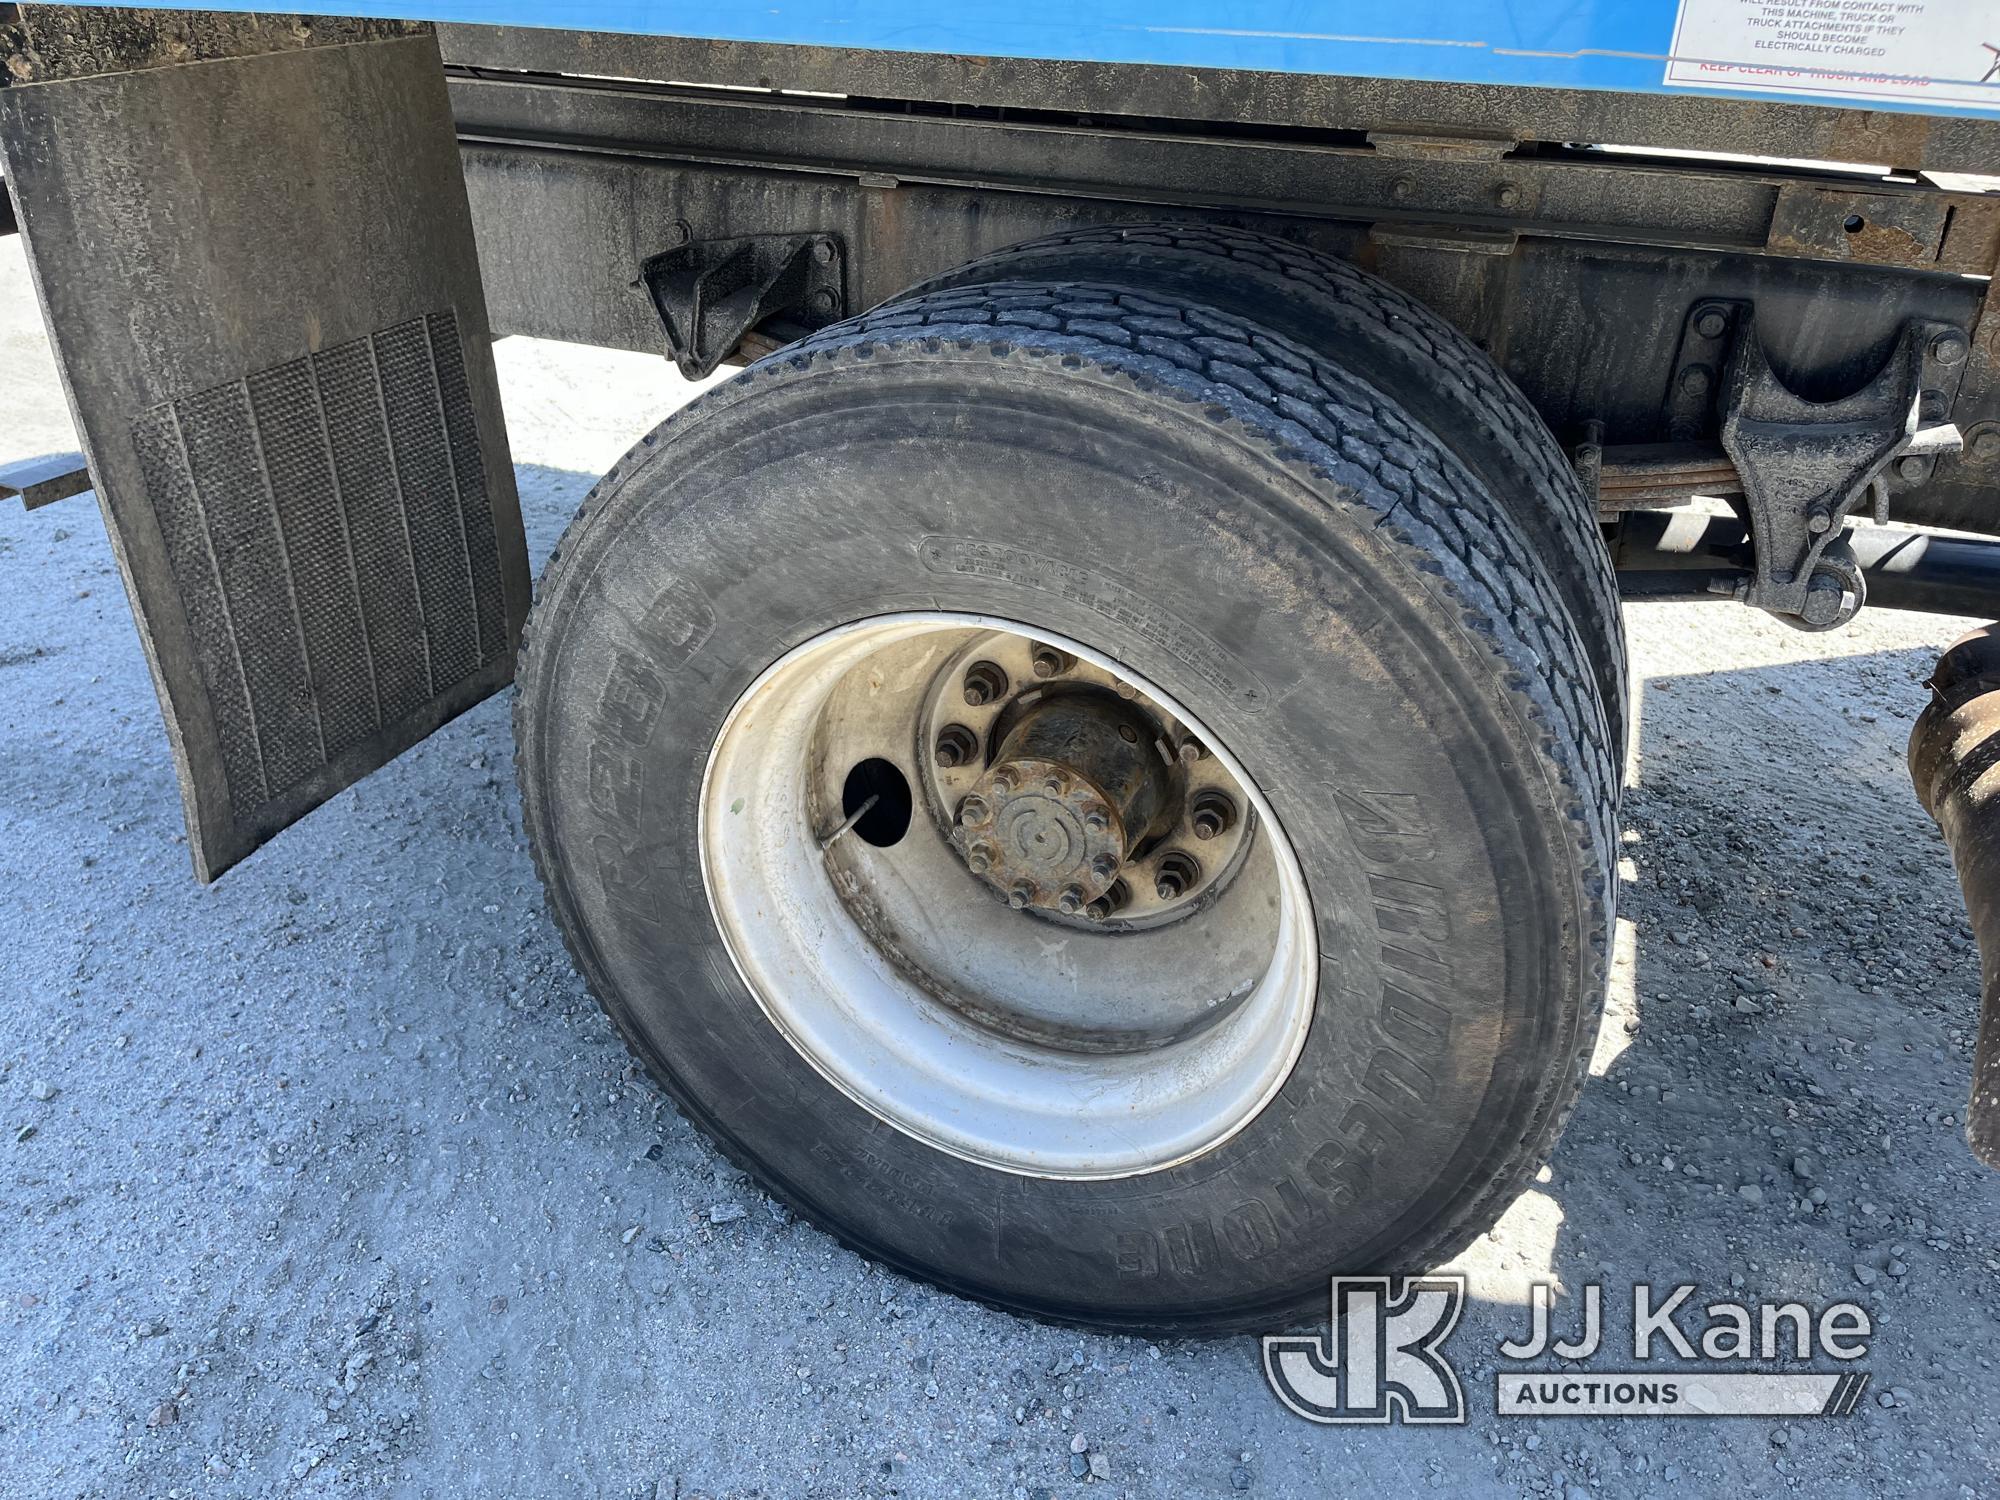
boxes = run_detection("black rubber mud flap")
[0,7,529,879]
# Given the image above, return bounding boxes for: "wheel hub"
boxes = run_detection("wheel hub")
[700,614,1313,1177]
[951,690,1174,913]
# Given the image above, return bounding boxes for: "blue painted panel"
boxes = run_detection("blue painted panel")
[82,1,2000,119]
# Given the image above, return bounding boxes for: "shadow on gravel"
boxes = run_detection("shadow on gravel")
[1493,639,1995,1492]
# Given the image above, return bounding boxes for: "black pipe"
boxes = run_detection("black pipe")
[1612,511,2000,619]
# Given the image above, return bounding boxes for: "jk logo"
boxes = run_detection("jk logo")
[1262,1275,1467,1425]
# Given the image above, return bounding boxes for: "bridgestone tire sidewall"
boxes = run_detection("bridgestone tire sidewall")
[518,313,1609,1333]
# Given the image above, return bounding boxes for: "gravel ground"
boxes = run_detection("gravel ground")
[3,233,1998,1498]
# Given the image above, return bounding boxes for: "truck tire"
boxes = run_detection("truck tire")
[900,223,1630,763]
[515,282,1616,1333]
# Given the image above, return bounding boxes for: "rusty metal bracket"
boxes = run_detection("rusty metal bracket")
[640,232,845,381]
[1721,316,1970,630]
[1768,183,2000,276]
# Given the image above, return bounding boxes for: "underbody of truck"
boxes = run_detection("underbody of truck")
[3,2,1998,1331]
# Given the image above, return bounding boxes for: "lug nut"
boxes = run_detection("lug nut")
[989,767,1018,794]
[962,660,1008,707]
[1043,773,1067,794]
[965,841,995,874]
[1030,645,1074,679]
[1090,853,1119,881]
[1083,805,1111,833]
[1084,880,1129,922]
[1154,851,1201,901]
[1177,738,1205,765]
[1190,789,1237,841]
[934,723,978,768]
[1008,880,1036,910]
[958,794,991,825]
[1057,885,1086,915]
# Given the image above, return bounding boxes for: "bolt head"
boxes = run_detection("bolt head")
[1057,886,1085,915]
[1932,330,1970,367]
[1679,365,1712,397]
[812,239,836,265]
[1008,881,1035,910]
[1494,183,1521,209]
[1897,454,1930,483]
[1694,308,1728,340]
[1806,507,1832,534]
[1177,740,1204,765]
[1390,177,1414,203]
[1972,430,2000,462]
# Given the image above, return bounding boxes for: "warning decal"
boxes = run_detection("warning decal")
[1666,0,2000,109]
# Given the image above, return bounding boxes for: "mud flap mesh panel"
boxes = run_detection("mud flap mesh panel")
[127,312,504,812]
[0,11,528,878]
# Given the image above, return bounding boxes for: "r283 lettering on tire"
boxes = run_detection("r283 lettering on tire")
[515,277,1619,1333]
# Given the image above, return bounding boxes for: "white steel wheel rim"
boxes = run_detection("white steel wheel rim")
[698,613,1317,1180]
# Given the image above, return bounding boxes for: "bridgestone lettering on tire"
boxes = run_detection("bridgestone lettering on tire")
[515,282,1619,1333]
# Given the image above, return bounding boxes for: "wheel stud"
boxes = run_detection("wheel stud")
[1030,645,1074,679]
[1057,885,1086,915]
[965,841,996,873]
[959,794,992,825]
[1154,850,1200,901]
[962,661,1008,707]
[1177,738,1205,765]
[1190,789,1236,841]
[1008,880,1036,909]
[934,723,978,768]
[1084,879,1129,922]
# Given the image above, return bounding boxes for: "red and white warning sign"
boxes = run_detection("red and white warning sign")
[1666,0,2000,110]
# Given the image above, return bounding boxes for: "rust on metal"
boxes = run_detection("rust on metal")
[949,687,1177,916]
[1910,624,2000,1168]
